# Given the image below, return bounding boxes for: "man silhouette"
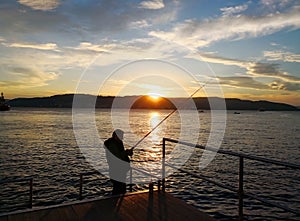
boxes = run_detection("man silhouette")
[104,129,133,195]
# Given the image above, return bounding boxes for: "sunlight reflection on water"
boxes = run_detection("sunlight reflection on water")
[0,108,299,220]
[149,111,162,146]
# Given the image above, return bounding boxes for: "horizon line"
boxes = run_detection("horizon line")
[7,93,299,107]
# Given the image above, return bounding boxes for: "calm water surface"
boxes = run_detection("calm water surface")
[0,108,299,220]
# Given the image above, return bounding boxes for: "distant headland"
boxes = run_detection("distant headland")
[7,94,299,111]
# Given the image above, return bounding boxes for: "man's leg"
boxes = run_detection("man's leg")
[120,182,126,194]
[111,179,126,195]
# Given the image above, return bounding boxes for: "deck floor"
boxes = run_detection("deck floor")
[0,191,216,221]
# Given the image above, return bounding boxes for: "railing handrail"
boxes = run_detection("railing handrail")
[78,166,159,199]
[131,167,161,180]
[162,137,300,220]
[0,176,33,184]
[3,138,298,218]
[79,167,159,181]
[163,137,300,169]
[166,163,237,192]
[0,176,33,209]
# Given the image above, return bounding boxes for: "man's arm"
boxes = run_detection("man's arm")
[125,149,133,157]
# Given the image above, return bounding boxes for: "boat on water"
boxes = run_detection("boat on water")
[258,107,266,112]
[0,92,10,111]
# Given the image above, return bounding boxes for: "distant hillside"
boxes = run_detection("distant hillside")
[193,97,298,111]
[7,94,298,111]
[132,96,176,109]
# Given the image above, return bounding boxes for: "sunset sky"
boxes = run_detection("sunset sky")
[0,0,300,106]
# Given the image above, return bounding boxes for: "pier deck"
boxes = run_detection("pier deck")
[0,191,215,221]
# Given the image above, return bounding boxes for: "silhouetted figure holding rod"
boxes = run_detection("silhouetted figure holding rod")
[0,92,4,103]
[104,129,133,195]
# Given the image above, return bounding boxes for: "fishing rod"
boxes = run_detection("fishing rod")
[130,82,207,151]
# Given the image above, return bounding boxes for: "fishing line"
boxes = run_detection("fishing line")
[130,80,209,151]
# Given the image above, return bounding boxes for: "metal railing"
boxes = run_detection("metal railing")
[0,176,33,209]
[162,137,300,221]
[78,167,161,200]
[0,168,161,212]
[79,171,104,200]
[1,138,299,220]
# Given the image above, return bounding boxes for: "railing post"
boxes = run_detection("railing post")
[238,156,244,221]
[79,174,83,200]
[149,181,153,194]
[29,178,33,208]
[162,138,166,192]
[158,180,161,192]
[129,167,133,192]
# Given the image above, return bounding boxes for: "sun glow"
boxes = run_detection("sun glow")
[147,92,162,100]
[149,111,163,145]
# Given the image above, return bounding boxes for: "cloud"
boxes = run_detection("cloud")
[269,81,286,90]
[0,0,179,44]
[220,4,248,16]
[0,66,58,88]
[139,0,165,10]
[189,51,300,93]
[5,42,58,51]
[59,0,175,34]
[129,20,150,29]
[259,0,298,12]
[218,76,300,92]
[268,80,300,91]
[149,6,300,48]
[247,62,300,82]
[218,76,270,90]
[73,42,116,53]
[191,52,300,82]
[0,5,67,37]
[64,38,162,64]
[0,37,171,80]
[264,50,300,62]
[191,52,248,67]
[18,0,61,11]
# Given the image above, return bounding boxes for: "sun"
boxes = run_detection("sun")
[147,92,161,100]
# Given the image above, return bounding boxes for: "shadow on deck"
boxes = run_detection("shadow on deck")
[0,191,215,221]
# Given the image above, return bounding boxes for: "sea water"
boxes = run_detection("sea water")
[0,108,299,220]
